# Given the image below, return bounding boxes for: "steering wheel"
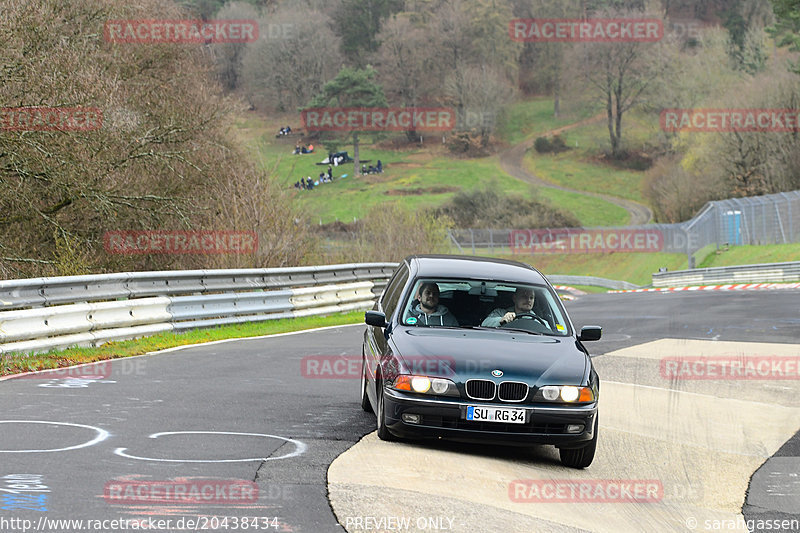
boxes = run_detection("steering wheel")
[503,312,549,329]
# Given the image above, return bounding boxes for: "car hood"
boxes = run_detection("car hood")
[389,326,588,386]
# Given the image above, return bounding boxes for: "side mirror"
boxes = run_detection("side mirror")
[578,326,602,342]
[365,310,388,328]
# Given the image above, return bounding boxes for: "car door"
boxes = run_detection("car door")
[365,263,409,384]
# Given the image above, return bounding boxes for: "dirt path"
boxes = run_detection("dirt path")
[499,113,653,226]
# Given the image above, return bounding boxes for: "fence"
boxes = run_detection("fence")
[449,190,800,267]
[0,264,396,356]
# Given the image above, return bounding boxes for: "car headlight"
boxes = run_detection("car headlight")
[536,385,595,403]
[393,375,459,397]
[411,376,431,393]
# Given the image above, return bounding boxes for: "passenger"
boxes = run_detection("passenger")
[481,287,535,327]
[408,282,458,326]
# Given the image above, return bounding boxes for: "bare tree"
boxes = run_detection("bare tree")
[568,9,669,157]
[0,0,314,278]
[212,2,259,91]
[373,14,436,140]
[242,7,344,112]
[444,65,515,146]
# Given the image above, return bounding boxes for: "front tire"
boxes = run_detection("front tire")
[376,380,398,441]
[559,415,598,469]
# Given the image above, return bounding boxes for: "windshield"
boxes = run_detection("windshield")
[401,278,571,336]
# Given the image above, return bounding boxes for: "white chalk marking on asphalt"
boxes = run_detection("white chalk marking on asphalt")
[0,421,110,453]
[150,323,364,354]
[113,431,307,463]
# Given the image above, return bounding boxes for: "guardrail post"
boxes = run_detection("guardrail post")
[469,229,475,256]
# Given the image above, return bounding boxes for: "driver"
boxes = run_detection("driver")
[481,287,535,327]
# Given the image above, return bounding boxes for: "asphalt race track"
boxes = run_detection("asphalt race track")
[0,290,798,533]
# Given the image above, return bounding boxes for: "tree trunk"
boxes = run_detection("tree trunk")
[606,87,617,157]
[353,132,360,176]
[553,70,560,118]
[614,79,624,158]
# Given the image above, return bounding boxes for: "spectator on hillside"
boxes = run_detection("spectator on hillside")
[306,176,314,190]
[327,165,333,180]
[377,160,383,173]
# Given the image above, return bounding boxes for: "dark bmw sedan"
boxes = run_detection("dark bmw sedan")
[361,255,602,468]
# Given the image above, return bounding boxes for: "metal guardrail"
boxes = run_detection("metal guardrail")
[0,264,396,355]
[547,275,639,291]
[0,264,395,311]
[652,261,800,287]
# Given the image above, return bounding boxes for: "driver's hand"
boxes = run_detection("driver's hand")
[499,312,516,325]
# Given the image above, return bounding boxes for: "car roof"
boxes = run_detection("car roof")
[403,254,548,285]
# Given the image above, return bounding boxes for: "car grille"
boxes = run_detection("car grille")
[465,379,496,400]
[465,379,530,402]
[498,381,529,402]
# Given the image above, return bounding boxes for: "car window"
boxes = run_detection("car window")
[399,278,570,335]
[380,263,409,320]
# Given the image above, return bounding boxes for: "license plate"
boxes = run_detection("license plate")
[466,405,526,424]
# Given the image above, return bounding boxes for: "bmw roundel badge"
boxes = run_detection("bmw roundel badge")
[491,369,503,377]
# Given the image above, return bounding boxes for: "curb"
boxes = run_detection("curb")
[609,282,800,294]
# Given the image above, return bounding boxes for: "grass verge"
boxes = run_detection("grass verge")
[0,311,364,377]
[535,186,630,227]
[700,243,800,268]
[493,251,688,286]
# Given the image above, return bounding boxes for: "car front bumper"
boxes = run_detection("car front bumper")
[383,388,597,448]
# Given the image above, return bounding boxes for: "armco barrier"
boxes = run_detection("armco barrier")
[0,264,395,311]
[0,264,396,356]
[652,261,800,287]
[547,275,638,291]
[22,259,784,355]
